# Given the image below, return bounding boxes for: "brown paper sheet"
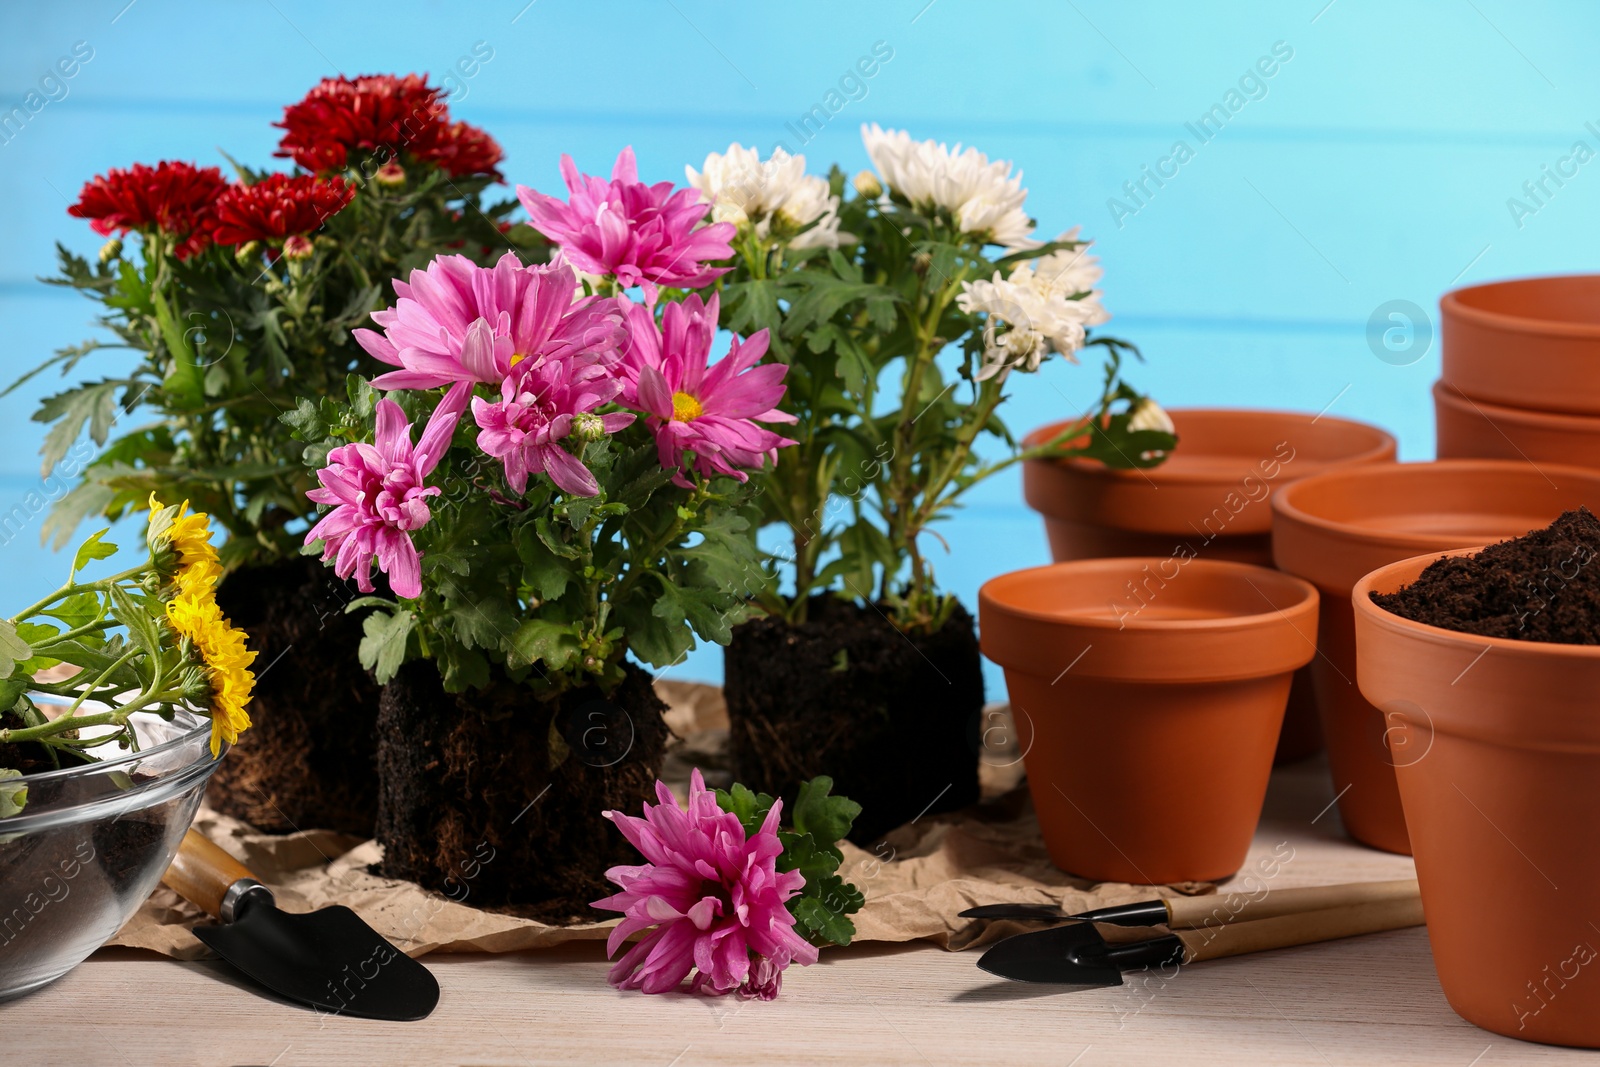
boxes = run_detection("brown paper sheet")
[110,682,1212,959]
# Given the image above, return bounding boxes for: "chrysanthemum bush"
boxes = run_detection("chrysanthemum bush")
[292,146,798,693]
[12,73,521,566]
[0,497,256,796]
[695,125,1176,630]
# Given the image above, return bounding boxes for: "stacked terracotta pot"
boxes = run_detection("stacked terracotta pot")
[1021,408,1396,763]
[1436,275,1600,468]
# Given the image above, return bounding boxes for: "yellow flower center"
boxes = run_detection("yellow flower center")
[671,391,703,422]
[510,352,527,367]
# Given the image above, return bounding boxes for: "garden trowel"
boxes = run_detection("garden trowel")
[960,877,1420,926]
[161,828,439,1020]
[977,889,1424,987]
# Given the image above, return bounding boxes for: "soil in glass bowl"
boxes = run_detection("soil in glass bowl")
[0,711,213,999]
[1369,507,1600,643]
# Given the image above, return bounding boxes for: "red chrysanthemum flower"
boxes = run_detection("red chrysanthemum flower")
[210,173,355,247]
[273,73,500,180]
[412,119,504,180]
[67,161,228,260]
[275,73,443,174]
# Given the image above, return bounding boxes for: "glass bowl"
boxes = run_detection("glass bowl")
[0,707,220,999]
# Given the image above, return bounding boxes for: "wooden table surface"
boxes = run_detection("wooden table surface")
[7,758,1590,1066]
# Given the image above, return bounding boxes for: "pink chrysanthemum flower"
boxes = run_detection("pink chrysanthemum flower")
[304,384,467,598]
[471,356,634,498]
[619,293,796,486]
[594,769,819,998]
[354,253,623,391]
[516,147,736,291]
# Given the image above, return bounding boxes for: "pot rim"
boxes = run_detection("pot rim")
[11,700,213,784]
[981,557,1318,634]
[1353,547,1600,660]
[0,706,222,835]
[1022,407,1395,485]
[1271,458,1600,555]
[1441,273,1600,340]
[1433,380,1600,428]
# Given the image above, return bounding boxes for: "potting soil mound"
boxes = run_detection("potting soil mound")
[1371,507,1600,644]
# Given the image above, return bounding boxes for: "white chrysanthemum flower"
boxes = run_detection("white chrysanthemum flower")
[956,233,1110,381]
[687,143,847,249]
[1127,397,1176,435]
[860,123,1038,250]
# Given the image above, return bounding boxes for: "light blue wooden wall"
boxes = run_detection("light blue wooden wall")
[3,0,1597,688]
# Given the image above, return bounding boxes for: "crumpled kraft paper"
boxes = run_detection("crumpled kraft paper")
[110,681,1213,959]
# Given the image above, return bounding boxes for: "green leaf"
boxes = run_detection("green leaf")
[507,619,582,672]
[514,525,572,601]
[72,528,118,575]
[358,609,415,683]
[108,584,164,665]
[39,591,101,633]
[0,678,28,717]
[792,776,862,847]
[42,480,119,551]
[281,396,330,442]
[0,620,32,678]
[776,830,843,886]
[535,515,583,560]
[790,892,859,947]
[715,782,777,837]
[34,381,123,476]
[0,769,27,819]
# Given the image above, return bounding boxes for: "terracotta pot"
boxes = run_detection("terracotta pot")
[1354,551,1600,1047]
[1441,274,1600,416]
[979,558,1318,884]
[1273,460,1600,855]
[1434,380,1600,470]
[1023,408,1396,764]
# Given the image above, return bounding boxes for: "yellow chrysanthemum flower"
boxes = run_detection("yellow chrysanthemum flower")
[166,591,257,757]
[148,493,223,600]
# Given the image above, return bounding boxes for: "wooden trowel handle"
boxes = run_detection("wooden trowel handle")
[1166,878,1420,929]
[1177,895,1425,963]
[162,828,256,919]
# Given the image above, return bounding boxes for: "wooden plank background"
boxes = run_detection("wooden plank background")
[2,0,1596,686]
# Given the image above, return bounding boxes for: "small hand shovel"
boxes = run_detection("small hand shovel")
[961,877,1420,927]
[978,888,1424,987]
[161,829,440,1021]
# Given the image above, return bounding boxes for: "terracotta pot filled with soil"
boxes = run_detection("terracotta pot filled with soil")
[1272,460,1600,855]
[1354,510,1600,1047]
[1440,274,1600,416]
[980,558,1318,884]
[723,597,982,844]
[1022,408,1395,764]
[376,660,669,918]
[1434,380,1600,470]
[207,555,383,836]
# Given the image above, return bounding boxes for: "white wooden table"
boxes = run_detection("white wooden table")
[7,759,1589,1066]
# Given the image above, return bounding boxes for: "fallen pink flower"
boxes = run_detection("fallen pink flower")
[594,769,818,997]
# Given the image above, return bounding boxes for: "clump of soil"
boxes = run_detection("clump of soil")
[724,597,983,844]
[0,765,189,994]
[375,660,669,920]
[1372,507,1600,644]
[208,555,383,836]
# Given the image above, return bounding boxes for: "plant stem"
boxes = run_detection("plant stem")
[0,688,184,746]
